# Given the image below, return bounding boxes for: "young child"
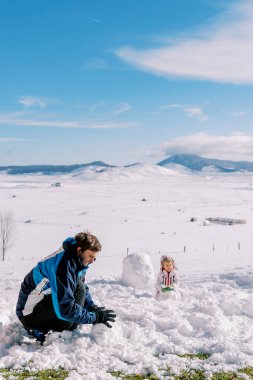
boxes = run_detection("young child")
[155,255,179,300]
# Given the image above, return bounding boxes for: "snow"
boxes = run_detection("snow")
[0,165,253,379]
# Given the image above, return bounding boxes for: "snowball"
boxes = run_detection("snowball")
[121,252,154,289]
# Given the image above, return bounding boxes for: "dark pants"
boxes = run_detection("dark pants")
[20,279,86,334]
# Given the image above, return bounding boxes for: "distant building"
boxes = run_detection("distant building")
[51,182,61,187]
[206,217,246,225]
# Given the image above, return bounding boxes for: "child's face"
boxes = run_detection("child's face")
[163,261,174,272]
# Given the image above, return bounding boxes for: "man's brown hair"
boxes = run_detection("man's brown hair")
[75,231,101,252]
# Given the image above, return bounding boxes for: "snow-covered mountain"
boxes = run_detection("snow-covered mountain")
[0,161,114,175]
[2,154,253,176]
[157,154,253,172]
[70,163,189,183]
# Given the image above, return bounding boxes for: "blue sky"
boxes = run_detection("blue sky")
[1,0,253,165]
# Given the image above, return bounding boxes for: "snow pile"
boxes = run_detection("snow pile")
[121,252,154,289]
[0,270,253,380]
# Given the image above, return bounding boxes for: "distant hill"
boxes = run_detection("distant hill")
[157,154,253,172]
[2,154,253,175]
[0,161,114,175]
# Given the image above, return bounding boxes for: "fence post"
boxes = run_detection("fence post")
[126,247,129,256]
[184,246,186,253]
[238,242,240,250]
[212,244,215,252]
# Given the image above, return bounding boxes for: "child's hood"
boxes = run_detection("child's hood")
[160,255,177,270]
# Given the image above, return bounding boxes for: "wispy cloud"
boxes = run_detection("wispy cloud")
[89,100,106,113]
[0,113,79,128]
[0,112,137,129]
[19,96,48,108]
[158,132,253,160]
[160,103,208,122]
[83,58,109,70]
[0,137,35,142]
[232,111,249,117]
[83,58,131,71]
[84,15,100,23]
[115,1,253,84]
[113,102,132,115]
[83,120,137,129]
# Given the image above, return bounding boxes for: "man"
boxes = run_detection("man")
[16,231,116,342]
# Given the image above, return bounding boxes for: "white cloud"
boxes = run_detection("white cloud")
[0,112,137,129]
[114,102,132,114]
[161,103,208,122]
[115,1,253,84]
[158,132,253,161]
[19,97,47,108]
[185,107,208,122]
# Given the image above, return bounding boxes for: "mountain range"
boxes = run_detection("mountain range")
[0,161,114,175]
[157,154,253,172]
[1,154,253,175]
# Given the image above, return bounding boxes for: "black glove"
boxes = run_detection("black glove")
[88,304,105,312]
[95,309,116,328]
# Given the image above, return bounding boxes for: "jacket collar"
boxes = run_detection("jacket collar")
[62,236,89,272]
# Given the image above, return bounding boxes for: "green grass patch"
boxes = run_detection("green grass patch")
[212,372,244,380]
[110,371,159,379]
[211,367,253,380]
[1,366,252,380]
[110,367,253,380]
[0,368,69,380]
[173,369,206,380]
[239,367,253,378]
[177,353,211,360]
[110,369,206,380]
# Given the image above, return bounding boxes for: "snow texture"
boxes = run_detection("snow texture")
[0,166,253,379]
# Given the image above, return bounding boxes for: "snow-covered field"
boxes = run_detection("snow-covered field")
[0,164,253,379]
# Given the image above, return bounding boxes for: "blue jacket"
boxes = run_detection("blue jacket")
[16,237,96,324]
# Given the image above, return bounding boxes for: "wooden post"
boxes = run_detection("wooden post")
[238,242,240,250]
[126,247,129,256]
[212,244,215,252]
[184,246,186,253]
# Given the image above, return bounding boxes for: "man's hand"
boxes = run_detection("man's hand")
[88,304,105,312]
[95,309,116,328]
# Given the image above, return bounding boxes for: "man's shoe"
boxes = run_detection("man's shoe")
[27,329,45,343]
